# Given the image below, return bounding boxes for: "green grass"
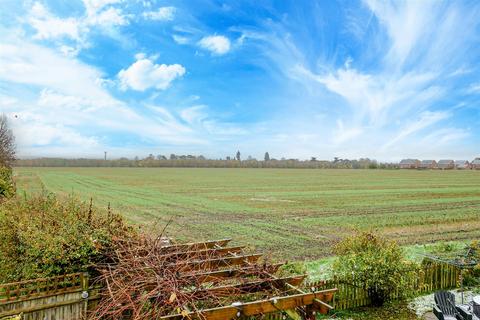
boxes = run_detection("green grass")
[14,167,480,260]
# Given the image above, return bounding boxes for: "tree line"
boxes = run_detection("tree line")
[16,153,398,169]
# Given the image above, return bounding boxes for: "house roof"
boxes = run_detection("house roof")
[400,159,419,164]
[472,159,480,165]
[421,160,436,164]
[454,160,469,164]
[438,160,454,164]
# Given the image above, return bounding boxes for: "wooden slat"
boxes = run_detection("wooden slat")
[182,264,283,284]
[163,246,245,260]
[193,276,306,297]
[0,273,83,303]
[161,239,232,252]
[175,254,262,272]
[160,289,338,320]
[114,239,234,257]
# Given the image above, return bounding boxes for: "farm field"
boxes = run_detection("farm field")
[14,167,480,260]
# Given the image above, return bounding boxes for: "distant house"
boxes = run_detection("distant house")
[454,160,470,170]
[419,160,437,169]
[472,159,480,170]
[399,159,420,169]
[437,160,454,170]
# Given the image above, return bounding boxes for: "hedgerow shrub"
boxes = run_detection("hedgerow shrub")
[0,167,15,198]
[0,193,135,283]
[333,231,418,306]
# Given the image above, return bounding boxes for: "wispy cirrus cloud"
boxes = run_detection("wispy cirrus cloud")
[0,35,245,157]
[382,111,450,150]
[232,0,480,159]
[2,0,479,160]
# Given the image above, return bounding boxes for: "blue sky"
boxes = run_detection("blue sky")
[0,0,479,160]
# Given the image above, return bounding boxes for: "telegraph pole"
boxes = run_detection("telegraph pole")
[104,151,107,161]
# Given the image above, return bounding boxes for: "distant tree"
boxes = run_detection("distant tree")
[264,152,270,161]
[0,115,15,167]
[226,156,231,161]
[146,154,155,160]
[310,157,317,162]
[236,151,241,161]
[170,154,177,160]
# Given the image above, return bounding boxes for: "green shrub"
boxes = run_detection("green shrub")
[278,261,307,277]
[332,231,418,306]
[0,193,135,283]
[463,240,480,287]
[0,167,15,198]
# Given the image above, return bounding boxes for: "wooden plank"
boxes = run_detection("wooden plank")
[163,246,245,260]
[0,273,83,303]
[160,289,338,320]
[192,276,306,297]
[161,239,232,252]
[0,294,101,318]
[0,288,85,305]
[181,264,283,284]
[175,254,262,272]
[113,239,234,257]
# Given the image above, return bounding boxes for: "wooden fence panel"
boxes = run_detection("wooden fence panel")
[0,274,90,320]
[305,262,460,311]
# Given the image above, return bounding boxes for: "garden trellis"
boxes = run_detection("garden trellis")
[92,238,337,320]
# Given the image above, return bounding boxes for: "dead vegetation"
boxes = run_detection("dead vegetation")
[90,235,293,320]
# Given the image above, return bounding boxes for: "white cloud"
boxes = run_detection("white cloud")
[364,0,434,66]
[86,7,129,26]
[382,111,450,149]
[25,1,129,55]
[118,57,186,91]
[143,6,176,21]
[297,64,440,127]
[421,128,469,145]
[0,37,215,157]
[82,0,122,17]
[28,2,81,40]
[198,35,231,55]
[172,34,189,44]
[333,120,363,144]
[0,41,114,102]
[467,83,480,94]
[15,120,100,148]
[180,105,208,124]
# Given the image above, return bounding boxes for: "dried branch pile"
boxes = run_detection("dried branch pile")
[90,236,287,320]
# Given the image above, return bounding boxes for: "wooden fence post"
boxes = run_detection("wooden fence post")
[81,273,89,318]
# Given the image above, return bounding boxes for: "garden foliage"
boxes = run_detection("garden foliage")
[0,166,15,198]
[0,193,135,283]
[333,231,418,306]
